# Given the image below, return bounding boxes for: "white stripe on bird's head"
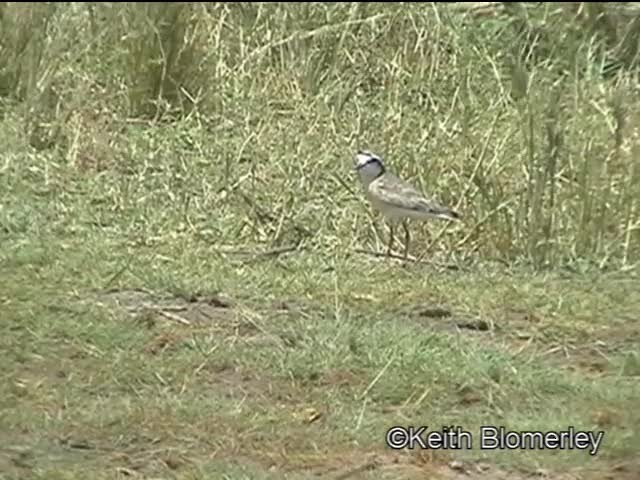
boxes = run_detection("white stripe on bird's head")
[354,150,385,184]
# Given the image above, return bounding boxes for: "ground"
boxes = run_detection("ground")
[2,3,640,479]
[2,211,639,478]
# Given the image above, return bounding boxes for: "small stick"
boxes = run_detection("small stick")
[158,310,191,326]
[354,248,418,262]
[361,354,395,399]
[333,457,379,480]
[220,244,302,258]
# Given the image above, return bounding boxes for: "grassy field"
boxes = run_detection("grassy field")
[2,3,640,479]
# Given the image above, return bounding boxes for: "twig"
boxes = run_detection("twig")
[220,244,303,258]
[154,372,168,386]
[353,248,419,262]
[235,13,387,73]
[333,457,380,480]
[353,248,461,270]
[103,261,131,290]
[125,305,188,313]
[157,310,191,326]
[446,2,504,17]
[116,468,138,477]
[361,354,395,400]
[354,396,368,432]
[239,191,313,240]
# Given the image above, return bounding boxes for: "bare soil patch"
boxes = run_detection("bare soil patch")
[97,288,234,326]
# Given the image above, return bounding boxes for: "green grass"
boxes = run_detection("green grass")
[2,3,640,479]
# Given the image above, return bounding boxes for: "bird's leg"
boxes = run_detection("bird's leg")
[402,220,410,260]
[387,223,395,256]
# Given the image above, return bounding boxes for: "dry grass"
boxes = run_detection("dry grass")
[1,3,639,479]
[1,2,639,266]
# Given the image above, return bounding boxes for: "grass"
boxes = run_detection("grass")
[2,2,640,479]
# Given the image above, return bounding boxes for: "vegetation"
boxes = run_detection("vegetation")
[2,3,639,479]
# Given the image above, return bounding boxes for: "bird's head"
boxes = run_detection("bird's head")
[354,150,385,185]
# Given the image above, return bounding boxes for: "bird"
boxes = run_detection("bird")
[353,150,462,259]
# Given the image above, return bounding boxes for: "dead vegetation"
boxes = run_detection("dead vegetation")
[2,3,640,480]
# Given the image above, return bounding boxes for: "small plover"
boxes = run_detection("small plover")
[353,150,461,258]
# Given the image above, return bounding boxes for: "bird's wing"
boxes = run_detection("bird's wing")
[370,174,461,219]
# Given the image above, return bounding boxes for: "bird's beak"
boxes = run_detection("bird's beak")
[353,153,364,170]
